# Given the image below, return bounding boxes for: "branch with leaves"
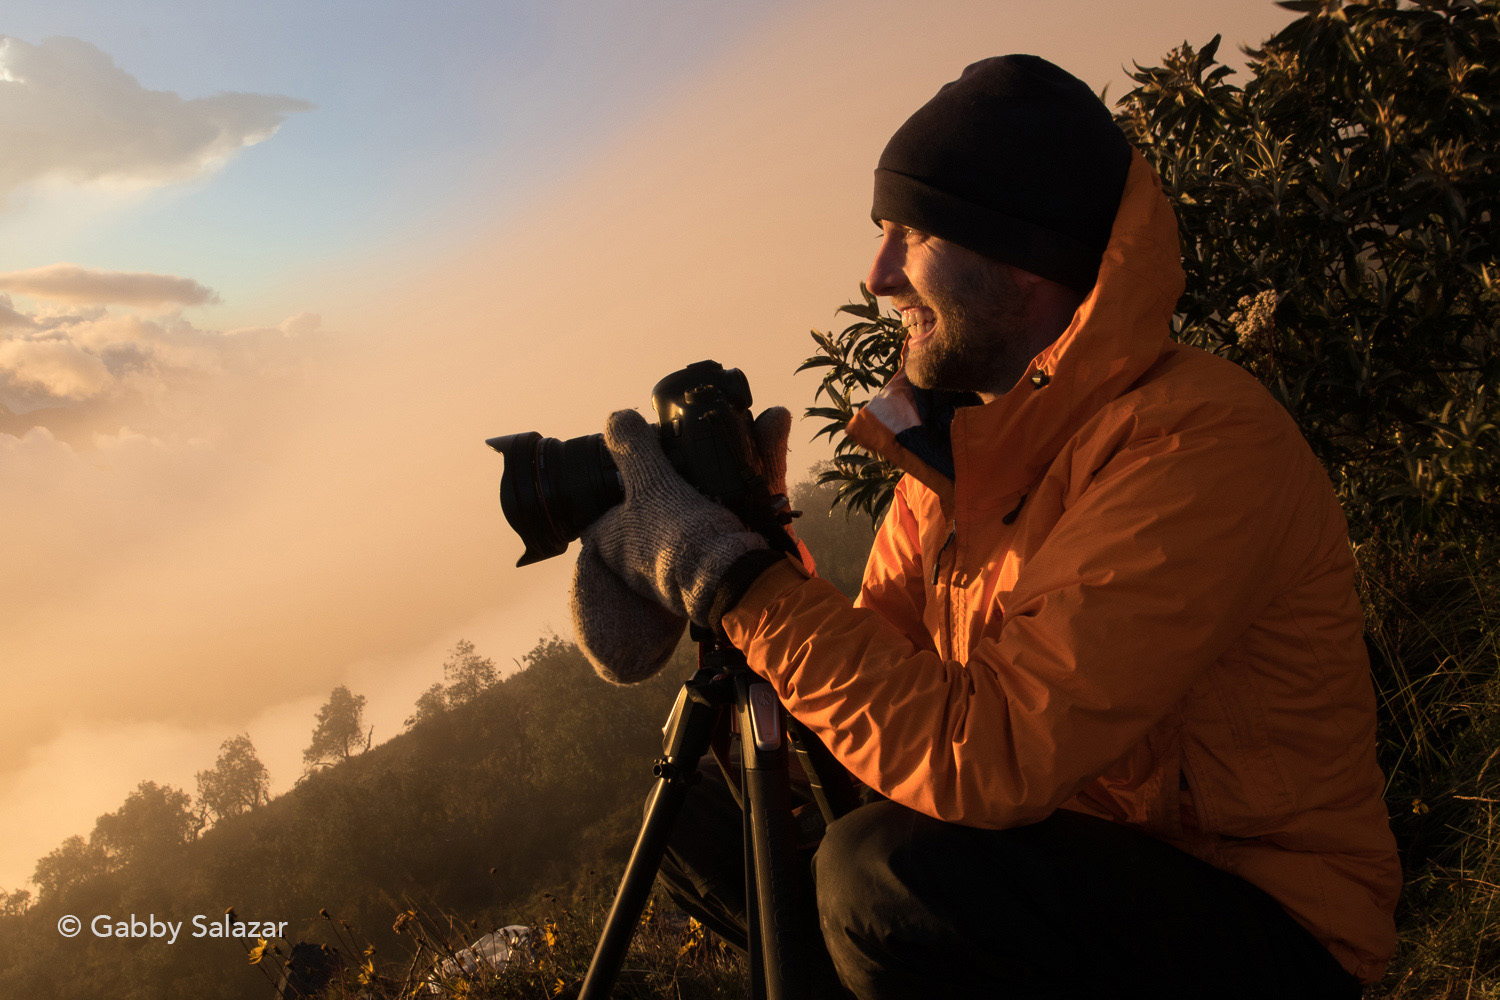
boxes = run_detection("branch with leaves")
[796,283,906,526]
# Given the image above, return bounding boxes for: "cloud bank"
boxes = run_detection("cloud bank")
[0,263,219,309]
[0,286,319,418]
[0,35,313,200]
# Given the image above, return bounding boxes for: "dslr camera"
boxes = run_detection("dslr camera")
[487,359,791,565]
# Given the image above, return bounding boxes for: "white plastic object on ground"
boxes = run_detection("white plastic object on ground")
[426,925,534,993]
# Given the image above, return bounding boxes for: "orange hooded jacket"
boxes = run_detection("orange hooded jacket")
[721,151,1401,983]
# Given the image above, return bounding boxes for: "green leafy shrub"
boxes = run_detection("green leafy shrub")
[1120,0,1498,546]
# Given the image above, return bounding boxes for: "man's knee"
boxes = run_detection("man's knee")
[814,800,915,931]
[815,799,1025,928]
[813,800,947,996]
[812,802,1073,999]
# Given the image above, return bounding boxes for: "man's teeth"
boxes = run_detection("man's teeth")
[901,309,932,334]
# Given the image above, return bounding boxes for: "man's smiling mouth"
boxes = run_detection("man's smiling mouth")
[900,306,937,345]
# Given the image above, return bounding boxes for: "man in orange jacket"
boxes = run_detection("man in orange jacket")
[570,55,1400,998]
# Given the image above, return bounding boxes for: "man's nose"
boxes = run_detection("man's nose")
[866,232,907,297]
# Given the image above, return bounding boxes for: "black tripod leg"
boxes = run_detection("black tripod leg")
[742,750,766,1000]
[737,675,839,1000]
[580,682,721,1000]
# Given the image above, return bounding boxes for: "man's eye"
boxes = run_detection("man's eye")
[877,225,925,244]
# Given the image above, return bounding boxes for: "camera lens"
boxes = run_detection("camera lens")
[485,432,623,566]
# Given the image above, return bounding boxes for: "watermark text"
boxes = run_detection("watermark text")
[56,913,289,944]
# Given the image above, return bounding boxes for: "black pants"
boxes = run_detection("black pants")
[659,768,1363,999]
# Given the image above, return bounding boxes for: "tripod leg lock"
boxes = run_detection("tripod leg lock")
[652,758,703,785]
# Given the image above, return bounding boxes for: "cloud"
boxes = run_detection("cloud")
[0,337,113,407]
[0,291,320,417]
[224,311,322,340]
[0,35,313,201]
[0,294,34,330]
[0,263,219,308]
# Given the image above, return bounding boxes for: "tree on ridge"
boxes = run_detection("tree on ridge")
[196,733,272,825]
[303,685,371,773]
[404,639,500,729]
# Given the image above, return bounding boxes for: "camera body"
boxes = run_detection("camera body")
[487,360,783,566]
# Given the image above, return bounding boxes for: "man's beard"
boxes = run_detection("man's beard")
[904,258,1034,397]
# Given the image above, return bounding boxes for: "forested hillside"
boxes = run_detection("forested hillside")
[0,638,689,1000]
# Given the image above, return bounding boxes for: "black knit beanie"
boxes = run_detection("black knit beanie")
[873,55,1132,296]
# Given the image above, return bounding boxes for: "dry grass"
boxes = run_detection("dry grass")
[1362,537,1500,997]
[265,871,744,1000]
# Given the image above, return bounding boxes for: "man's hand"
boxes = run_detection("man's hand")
[569,409,771,681]
[752,406,792,497]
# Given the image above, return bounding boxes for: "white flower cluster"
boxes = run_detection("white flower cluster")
[1228,289,1280,354]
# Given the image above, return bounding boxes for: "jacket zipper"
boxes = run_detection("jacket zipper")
[932,519,957,586]
[934,518,958,658]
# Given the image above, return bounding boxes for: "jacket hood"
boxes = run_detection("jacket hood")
[848,149,1186,511]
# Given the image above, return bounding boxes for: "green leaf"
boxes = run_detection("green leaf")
[1201,33,1223,65]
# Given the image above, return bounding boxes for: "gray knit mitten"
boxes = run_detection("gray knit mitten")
[570,408,769,682]
[571,547,688,684]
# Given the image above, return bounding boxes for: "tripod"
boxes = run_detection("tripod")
[578,629,858,1000]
